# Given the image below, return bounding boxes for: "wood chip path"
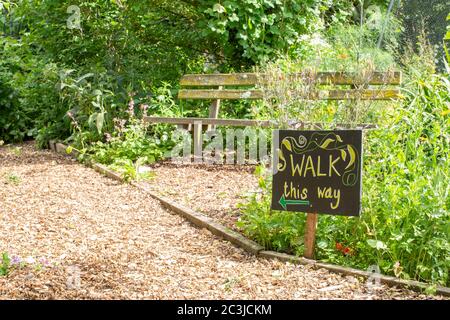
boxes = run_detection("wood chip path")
[0,142,443,299]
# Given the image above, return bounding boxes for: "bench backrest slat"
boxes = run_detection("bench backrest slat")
[180,71,401,87]
[178,88,400,100]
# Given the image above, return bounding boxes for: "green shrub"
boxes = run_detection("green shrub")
[81,89,176,179]
[88,121,171,166]
[0,37,34,142]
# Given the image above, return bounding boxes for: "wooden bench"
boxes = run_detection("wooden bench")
[145,71,401,127]
[144,71,401,160]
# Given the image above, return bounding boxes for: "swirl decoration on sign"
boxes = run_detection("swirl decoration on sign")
[277,133,359,187]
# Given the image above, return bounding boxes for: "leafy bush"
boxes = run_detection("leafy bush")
[204,0,323,65]
[0,37,34,142]
[0,35,71,146]
[1,0,447,287]
[1,0,390,145]
[77,90,177,180]
[87,120,171,167]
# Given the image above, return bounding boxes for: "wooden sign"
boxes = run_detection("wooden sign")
[271,130,362,216]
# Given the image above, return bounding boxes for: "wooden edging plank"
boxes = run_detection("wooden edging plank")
[51,142,450,297]
[259,251,450,296]
[92,163,123,182]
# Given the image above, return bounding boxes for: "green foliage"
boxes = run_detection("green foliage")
[88,121,171,166]
[290,22,399,72]
[0,252,10,276]
[0,0,207,145]
[0,34,70,146]
[237,166,307,255]
[204,0,323,65]
[13,0,206,82]
[108,157,156,182]
[5,172,21,185]
[203,0,393,66]
[446,13,450,41]
[444,13,450,64]
[81,107,173,181]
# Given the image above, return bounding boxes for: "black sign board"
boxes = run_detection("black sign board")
[271,130,363,216]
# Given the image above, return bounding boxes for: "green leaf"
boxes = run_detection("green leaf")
[213,3,226,14]
[91,101,100,108]
[88,113,97,128]
[425,284,437,295]
[229,13,239,22]
[92,89,103,96]
[1,252,10,276]
[96,112,105,134]
[76,73,94,83]
[445,31,450,41]
[367,239,387,250]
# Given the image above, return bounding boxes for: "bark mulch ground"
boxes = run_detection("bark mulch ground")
[140,162,259,232]
[0,142,444,299]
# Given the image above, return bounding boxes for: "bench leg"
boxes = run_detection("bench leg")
[176,124,192,131]
[193,121,203,164]
[207,86,222,131]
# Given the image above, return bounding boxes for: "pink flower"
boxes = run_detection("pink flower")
[140,104,149,116]
[104,133,112,142]
[39,257,51,267]
[25,256,35,264]
[113,118,126,132]
[127,93,136,117]
[10,255,22,266]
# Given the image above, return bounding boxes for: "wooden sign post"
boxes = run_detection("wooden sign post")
[304,212,318,259]
[271,130,363,259]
